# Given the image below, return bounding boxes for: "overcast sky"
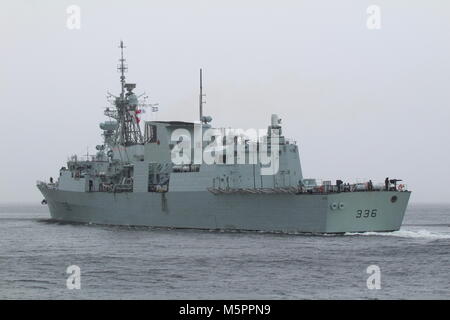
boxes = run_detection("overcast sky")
[1,0,449,203]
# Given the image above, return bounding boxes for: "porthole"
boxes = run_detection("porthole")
[391,195,398,203]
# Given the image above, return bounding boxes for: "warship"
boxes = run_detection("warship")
[37,42,411,233]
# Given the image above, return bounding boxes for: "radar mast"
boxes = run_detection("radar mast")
[105,41,144,146]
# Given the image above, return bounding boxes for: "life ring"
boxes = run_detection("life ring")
[398,184,405,191]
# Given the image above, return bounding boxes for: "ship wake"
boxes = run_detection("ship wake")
[345,229,450,240]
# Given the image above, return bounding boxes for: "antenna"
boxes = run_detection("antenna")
[197,69,212,125]
[118,40,127,98]
[84,146,90,161]
[199,68,203,122]
[199,68,206,123]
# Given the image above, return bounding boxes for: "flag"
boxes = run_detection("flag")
[136,109,141,123]
[130,109,141,124]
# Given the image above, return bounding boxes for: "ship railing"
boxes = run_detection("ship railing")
[284,138,297,145]
[207,183,409,195]
[148,184,169,193]
[298,182,409,194]
[36,180,58,190]
[112,184,133,193]
[207,187,300,195]
[95,182,133,193]
[172,164,201,173]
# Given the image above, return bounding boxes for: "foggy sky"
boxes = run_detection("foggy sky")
[1,0,450,203]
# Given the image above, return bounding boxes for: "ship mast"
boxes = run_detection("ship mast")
[199,68,203,122]
[105,41,144,147]
[199,68,207,123]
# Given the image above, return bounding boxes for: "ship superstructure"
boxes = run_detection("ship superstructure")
[37,43,411,233]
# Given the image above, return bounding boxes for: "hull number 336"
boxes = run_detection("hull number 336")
[356,209,377,218]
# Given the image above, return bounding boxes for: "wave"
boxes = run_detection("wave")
[345,229,450,240]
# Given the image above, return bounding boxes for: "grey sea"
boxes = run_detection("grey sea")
[0,203,448,300]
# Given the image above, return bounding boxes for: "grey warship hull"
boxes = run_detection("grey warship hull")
[38,184,410,233]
